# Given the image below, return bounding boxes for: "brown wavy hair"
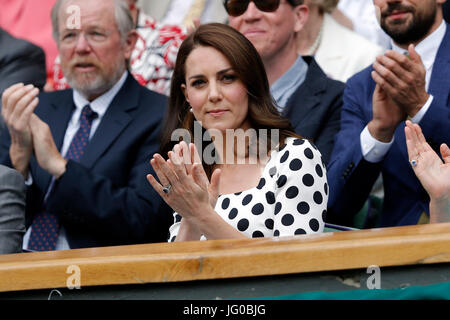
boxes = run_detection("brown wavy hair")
[159,23,300,178]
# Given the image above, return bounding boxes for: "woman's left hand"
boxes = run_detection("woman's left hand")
[405,120,450,200]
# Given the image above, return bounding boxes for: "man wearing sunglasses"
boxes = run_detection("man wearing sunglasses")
[224,0,345,164]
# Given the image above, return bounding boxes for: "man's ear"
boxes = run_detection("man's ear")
[293,4,309,33]
[123,30,138,60]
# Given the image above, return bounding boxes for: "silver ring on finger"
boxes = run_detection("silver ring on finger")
[162,184,172,194]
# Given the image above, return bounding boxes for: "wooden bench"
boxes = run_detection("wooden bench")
[0,223,449,299]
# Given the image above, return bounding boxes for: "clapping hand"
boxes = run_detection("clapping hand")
[372,45,429,117]
[405,121,450,223]
[1,83,39,177]
[147,141,221,220]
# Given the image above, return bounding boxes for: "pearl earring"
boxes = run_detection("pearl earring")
[190,108,193,113]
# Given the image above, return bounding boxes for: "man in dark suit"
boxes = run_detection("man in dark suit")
[0,28,46,138]
[0,165,26,254]
[0,0,171,251]
[327,0,450,227]
[225,0,344,164]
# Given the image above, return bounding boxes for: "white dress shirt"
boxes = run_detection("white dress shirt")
[23,71,128,251]
[361,21,446,163]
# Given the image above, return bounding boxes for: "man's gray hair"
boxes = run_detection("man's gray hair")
[51,0,134,44]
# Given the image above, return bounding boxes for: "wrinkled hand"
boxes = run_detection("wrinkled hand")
[1,83,39,177]
[372,45,429,117]
[405,121,450,201]
[29,114,67,178]
[147,141,221,220]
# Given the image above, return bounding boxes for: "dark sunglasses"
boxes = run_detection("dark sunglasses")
[224,0,283,17]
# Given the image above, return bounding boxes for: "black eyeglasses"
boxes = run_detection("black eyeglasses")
[223,0,282,17]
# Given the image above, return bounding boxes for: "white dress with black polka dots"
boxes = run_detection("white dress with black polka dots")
[168,137,328,241]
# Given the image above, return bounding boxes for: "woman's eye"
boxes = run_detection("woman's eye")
[191,79,205,87]
[222,74,237,82]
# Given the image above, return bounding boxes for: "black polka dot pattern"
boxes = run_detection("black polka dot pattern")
[266,192,275,204]
[252,203,264,215]
[280,151,289,163]
[277,175,287,188]
[237,219,249,232]
[289,159,302,171]
[222,198,230,210]
[168,137,328,241]
[242,194,253,206]
[229,208,238,220]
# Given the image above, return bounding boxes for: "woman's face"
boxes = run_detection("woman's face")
[182,45,251,133]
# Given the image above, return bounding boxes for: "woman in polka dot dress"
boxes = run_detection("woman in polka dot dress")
[147,23,328,241]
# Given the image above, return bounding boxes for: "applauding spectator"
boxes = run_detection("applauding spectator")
[327,0,450,227]
[148,24,328,241]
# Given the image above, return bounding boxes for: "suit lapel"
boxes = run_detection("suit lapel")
[283,57,325,129]
[80,74,140,168]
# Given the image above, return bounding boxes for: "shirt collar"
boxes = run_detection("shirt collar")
[270,56,308,111]
[73,71,128,118]
[391,21,446,72]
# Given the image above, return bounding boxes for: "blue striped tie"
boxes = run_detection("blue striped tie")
[28,105,98,251]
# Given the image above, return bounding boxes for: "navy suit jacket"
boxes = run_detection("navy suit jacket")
[0,74,173,248]
[326,24,450,227]
[283,57,345,165]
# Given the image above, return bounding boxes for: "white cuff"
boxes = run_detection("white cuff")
[24,173,33,186]
[360,125,394,163]
[410,95,433,124]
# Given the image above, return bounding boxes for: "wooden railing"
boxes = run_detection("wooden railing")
[0,223,449,292]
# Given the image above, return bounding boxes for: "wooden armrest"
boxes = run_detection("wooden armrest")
[0,223,449,292]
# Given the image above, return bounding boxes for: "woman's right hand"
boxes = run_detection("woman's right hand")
[146,141,221,220]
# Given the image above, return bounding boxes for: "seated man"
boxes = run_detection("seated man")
[0,28,46,136]
[225,0,344,164]
[51,0,187,96]
[0,0,172,251]
[327,0,450,227]
[0,164,26,254]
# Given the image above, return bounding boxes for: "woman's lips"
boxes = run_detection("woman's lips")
[208,110,228,117]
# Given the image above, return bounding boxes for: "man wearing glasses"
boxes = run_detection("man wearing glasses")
[224,0,345,164]
[0,0,172,251]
